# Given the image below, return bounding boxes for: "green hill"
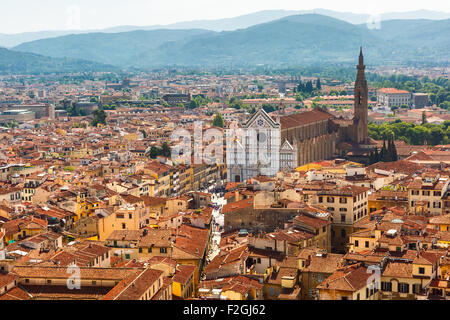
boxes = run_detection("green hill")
[0,47,115,74]
[10,14,450,69]
[14,29,215,67]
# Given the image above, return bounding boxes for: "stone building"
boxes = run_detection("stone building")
[377,88,411,108]
[10,103,55,119]
[228,49,376,183]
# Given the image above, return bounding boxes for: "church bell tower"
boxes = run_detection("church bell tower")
[353,47,368,144]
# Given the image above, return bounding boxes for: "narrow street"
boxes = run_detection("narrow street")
[206,193,227,265]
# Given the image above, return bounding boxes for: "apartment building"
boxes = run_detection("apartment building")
[377,88,411,108]
[310,185,370,253]
[408,174,449,216]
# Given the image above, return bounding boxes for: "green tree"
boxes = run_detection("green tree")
[262,104,276,113]
[188,100,199,109]
[391,139,398,161]
[91,109,107,126]
[161,142,171,158]
[148,146,161,159]
[380,140,389,162]
[212,113,224,128]
[257,84,264,92]
[316,78,322,90]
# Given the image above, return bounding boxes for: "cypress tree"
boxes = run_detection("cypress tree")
[386,139,393,162]
[369,150,374,164]
[374,148,380,162]
[380,140,388,162]
[391,139,398,161]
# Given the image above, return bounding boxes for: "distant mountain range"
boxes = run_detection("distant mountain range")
[0,47,115,74]
[10,14,450,70]
[1,9,449,48]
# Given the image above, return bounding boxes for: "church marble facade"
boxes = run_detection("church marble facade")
[227,49,375,183]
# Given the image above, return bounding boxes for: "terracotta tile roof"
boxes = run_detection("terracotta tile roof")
[204,245,248,274]
[0,273,18,288]
[11,266,137,281]
[141,196,167,207]
[20,285,111,300]
[101,268,163,300]
[0,286,32,300]
[267,267,298,285]
[173,225,209,260]
[293,214,331,229]
[382,261,413,278]
[429,214,450,225]
[173,264,197,284]
[139,229,173,248]
[317,263,371,292]
[378,88,410,94]
[280,109,333,130]
[222,198,254,214]
[106,229,143,242]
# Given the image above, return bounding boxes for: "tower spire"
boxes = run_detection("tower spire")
[353,48,368,144]
[359,46,364,66]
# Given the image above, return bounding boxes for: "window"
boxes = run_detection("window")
[365,241,369,248]
[148,248,152,253]
[419,267,425,274]
[122,223,126,229]
[398,283,409,294]
[160,248,167,254]
[412,284,421,294]
[47,280,52,284]
[341,229,346,238]
[339,198,347,204]
[341,215,346,223]
[129,214,132,219]
[322,226,326,233]
[381,282,392,292]
[139,248,143,253]
[355,240,359,247]
[318,197,323,203]
[92,281,97,285]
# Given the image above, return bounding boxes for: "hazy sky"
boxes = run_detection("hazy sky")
[0,0,449,34]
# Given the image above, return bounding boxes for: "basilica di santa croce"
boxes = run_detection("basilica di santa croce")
[228,48,377,183]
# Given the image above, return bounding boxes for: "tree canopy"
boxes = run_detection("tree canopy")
[212,113,224,128]
[368,120,450,145]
